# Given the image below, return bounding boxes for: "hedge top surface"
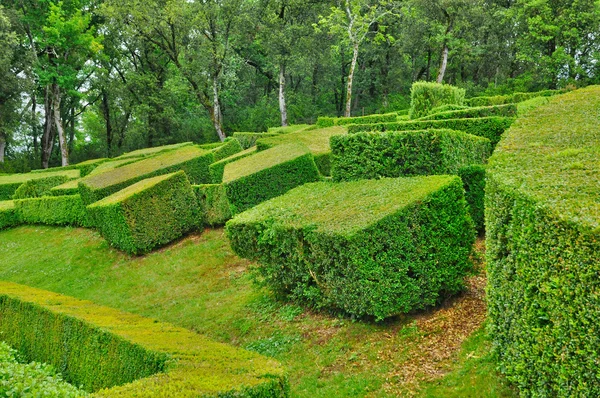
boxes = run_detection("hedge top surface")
[223,142,311,183]
[228,175,459,235]
[82,146,208,190]
[0,169,80,185]
[88,172,182,207]
[0,200,14,210]
[256,126,347,154]
[488,85,600,229]
[0,281,286,396]
[115,142,193,160]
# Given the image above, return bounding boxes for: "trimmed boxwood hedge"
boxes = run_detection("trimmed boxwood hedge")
[347,116,514,147]
[12,175,70,199]
[114,142,193,160]
[0,281,289,396]
[486,86,600,396]
[211,137,243,162]
[15,195,90,227]
[193,184,232,226]
[233,132,279,149]
[88,171,199,255]
[419,104,517,121]
[427,104,468,115]
[209,147,257,184]
[0,200,20,230]
[409,81,465,119]
[0,170,81,201]
[30,158,109,177]
[79,146,214,204]
[222,143,321,214]
[330,129,490,182]
[457,164,486,232]
[316,113,397,128]
[226,176,475,320]
[466,89,567,107]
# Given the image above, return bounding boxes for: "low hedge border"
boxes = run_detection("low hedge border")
[227,176,475,320]
[30,158,109,177]
[466,89,567,107]
[15,195,90,227]
[347,116,514,147]
[87,171,199,255]
[316,113,397,128]
[114,142,193,160]
[0,170,81,201]
[419,104,517,121]
[0,281,289,397]
[0,200,20,230]
[13,175,70,199]
[209,147,257,184]
[409,81,465,119]
[211,138,243,162]
[233,132,279,149]
[193,184,232,226]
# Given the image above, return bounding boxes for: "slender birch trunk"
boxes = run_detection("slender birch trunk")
[52,83,69,166]
[0,133,6,163]
[437,43,449,83]
[211,75,226,142]
[345,43,359,118]
[278,63,288,127]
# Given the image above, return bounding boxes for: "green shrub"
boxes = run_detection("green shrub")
[227,176,474,320]
[409,81,465,119]
[0,281,288,396]
[79,146,214,204]
[316,113,398,128]
[13,175,70,199]
[457,165,486,233]
[486,86,600,396]
[256,126,347,176]
[30,158,109,178]
[15,195,90,227]
[193,184,232,226]
[427,104,468,115]
[267,124,311,134]
[115,142,193,160]
[330,129,490,183]
[0,170,80,201]
[198,142,224,150]
[87,172,199,255]
[347,116,514,148]
[233,132,279,149]
[419,104,517,121]
[0,201,20,230]
[209,147,257,184]
[223,143,321,214]
[211,137,243,162]
[466,89,567,107]
[516,96,551,116]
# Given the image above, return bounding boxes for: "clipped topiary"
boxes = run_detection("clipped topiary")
[15,195,90,227]
[0,170,80,201]
[209,147,257,184]
[0,200,20,230]
[193,184,232,226]
[409,81,465,119]
[12,175,70,199]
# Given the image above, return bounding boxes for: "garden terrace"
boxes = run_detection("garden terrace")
[79,145,214,204]
[486,85,600,396]
[0,281,288,397]
[227,175,475,320]
[0,170,81,201]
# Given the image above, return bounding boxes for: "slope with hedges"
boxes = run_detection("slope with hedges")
[486,85,600,396]
[0,169,80,201]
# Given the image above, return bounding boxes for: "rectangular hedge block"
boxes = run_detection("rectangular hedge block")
[211,137,243,162]
[410,81,465,119]
[0,170,81,201]
[347,116,514,147]
[79,146,214,204]
[0,201,20,230]
[15,195,90,227]
[193,184,233,226]
[227,175,475,320]
[209,147,257,184]
[12,175,70,199]
[419,103,517,121]
[222,143,321,214]
[87,171,199,255]
[316,113,398,128]
[0,281,288,396]
[115,142,193,160]
[330,129,490,182]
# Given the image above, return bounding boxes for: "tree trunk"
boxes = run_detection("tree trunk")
[41,85,55,169]
[0,133,6,163]
[278,63,288,127]
[52,83,69,166]
[101,89,113,155]
[344,43,359,118]
[212,75,226,142]
[437,43,449,84]
[31,91,38,159]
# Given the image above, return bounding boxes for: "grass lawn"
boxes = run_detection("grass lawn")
[0,225,515,397]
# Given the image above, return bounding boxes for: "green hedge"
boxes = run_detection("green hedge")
[87,171,199,255]
[79,146,214,204]
[209,147,257,184]
[114,142,193,160]
[466,89,567,107]
[267,124,311,134]
[233,132,279,149]
[0,281,289,396]
[316,113,398,128]
[29,158,109,177]
[227,176,474,320]
[0,170,80,201]
[0,201,20,230]
[347,116,514,148]
[223,143,321,214]
[15,195,90,227]
[13,175,70,199]
[486,86,600,396]
[427,104,468,115]
[457,165,486,233]
[193,184,232,226]
[330,129,490,182]
[211,137,243,162]
[419,104,517,121]
[409,81,465,119]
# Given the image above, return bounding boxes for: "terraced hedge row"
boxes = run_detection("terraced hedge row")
[0,170,80,201]
[466,89,567,107]
[0,201,19,230]
[419,103,517,121]
[0,281,289,397]
[15,195,90,227]
[487,86,600,396]
[409,81,465,119]
[316,113,397,128]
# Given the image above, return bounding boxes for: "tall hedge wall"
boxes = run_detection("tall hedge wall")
[419,104,517,121]
[227,176,474,320]
[0,201,20,230]
[409,81,465,119]
[193,184,232,226]
[222,143,321,214]
[347,116,514,147]
[330,129,490,182]
[88,171,199,255]
[79,146,214,204]
[15,195,90,227]
[486,86,600,396]
[0,170,80,201]
[0,281,289,396]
